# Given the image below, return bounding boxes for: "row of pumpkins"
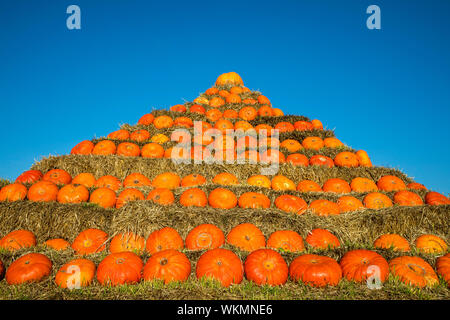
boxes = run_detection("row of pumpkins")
[0,226,448,288]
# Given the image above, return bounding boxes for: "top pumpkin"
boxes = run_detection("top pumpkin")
[215,72,244,87]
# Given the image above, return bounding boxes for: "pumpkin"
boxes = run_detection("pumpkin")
[138,113,154,125]
[92,140,117,155]
[141,143,165,158]
[274,195,307,215]
[271,175,296,191]
[0,260,3,280]
[280,139,303,153]
[185,224,225,251]
[415,234,447,254]
[44,238,70,251]
[151,133,170,144]
[244,249,288,286]
[143,249,191,284]
[145,227,184,255]
[196,248,243,287]
[286,153,309,166]
[0,183,27,202]
[238,106,257,121]
[110,232,146,255]
[208,188,237,209]
[340,249,389,283]
[337,196,364,213]
[257,95,271,105]
[152,172,181,190]
[274,122,295,133]
[209,97,226,108]
[6,253,52,285]
[306,229,340,249]
[373,234,410,252]
[205,87,219,95]
[294,121,313,131]
[180,188,208,207]
[309,155,334,168]
[147,188,175,206]
[238,192,271,209]
[0,230,36,251]
[323,137,344,148]
[242,98,257,105]
[389,256,438,288]
[297,180,322,192]
[72,228,108,255]
[194,97,209,105]
[89,187,117,208]
[258,105,273,117]
[43,169,72,185]
[226,93,242,104]
[436,253,450,286]
[226,223,266,252]
[350,177,378,192]
[407,182,427,190]
[27,181,59,202]
[153,115,174,129]
[71,140,95,155]
[267,230,304,252]
[311,119,323,129]
[322,178,351,194]
[247,175,271,188]
[302,137,324,150]
[363,192,393,209]
[254,124,274,134]
[55,258,96,289]
[180,174,206,187]
[116,142,141,157]
[214,119,234,133]
[189,104,206,114]
[174,117,194,128]
[425,191,450,205]
[376,175,406,192]
[57,184,90,204]
[123,173,152,188]
[393,190,424,206]
[213,172,239,185]
[108,129,130,140]
[116,188,145,209]
[15,170,43,184]
[97,252,143,286]
[309,199,340,216]
[95,175,122,191]
[289,254,342,287]
[334,152,359,167]
[72,173,97,188]
[215,72,244,86]
[170,104,187,112]
[230,86,244,94]
[355,150,372,167]
[206,109,223,122]
[272,108,284,116]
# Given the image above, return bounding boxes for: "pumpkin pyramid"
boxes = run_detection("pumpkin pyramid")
[0,72,448,298]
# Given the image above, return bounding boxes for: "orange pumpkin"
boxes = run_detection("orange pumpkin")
[189,104,206,114]
[72,228,108,255]
[322,178,351,194]
[425,191,450,205]
[247,175,271,188]
[196,248,243,287]
[376,175,406,192]
[350,177,378,192]
[146,188,175,206]
[286,153,309,166]
[27,181,59,202]
[151,172,181,189]
[272,108,284,116]
[123,173,152,188]
[306,229,340,249]
[393,190,424,206]
[257,95,271,105]
[309,199,340,216]
[89,187,117,208]
[95,175,122,191]
[311,119,323,130]
[297,180,322,192]
[355,150,372,167]
[71,140,95,155]
[185,224,225,251]
[274,122,295,133]
[116,188,145,209]
[280,139,303,153]
[44,238,70,251]
[389,256,438,288]
[226,223,266,252]
[334,152,359,167]
[230,86,244,95]
[258,105,273,117]
[226,93,242,104]
[92,140,117,155]
[267,230,305,252]
[116,142,141,157]
[72,173,97,188]
[244,249,288,286]
[436,253,450,287]
[238,192,271,209]
[214,119,234,133]
[6,253,52,285]
[15,170,43,184]
[170,104,187,113]
[238,106,257,121]
[143,249,191,284]
[57,184,89,204]
[271,175,296,191]
[407,182,427,190]
[215,72,244,86]
[337,196,364,213]
[242,98,257,105]
[205,87,219,95]
[180,188,208,207]
[110,232,146,255]
[208,188,237,209]
[209,97,226,108]
[274,195,307,215]
[0,230,36,251]
[0,183,27,202]
[96,252,143,286]
[153,115,174,129]
[363,192,393,209]
[43,169,72,185]
[213,172,239,185]
[294,121,313,131]
[309,155,334,167]
[415,234,447,254]
[302,137,324,150]
[206,108,223,122]
[340,249,390,283]
[141,143,165,158]
[138,114,154,125]
[373,234,410,252]
[145,227,184,255]
[108,129,130,140]
[55,258,96,289]
[289,254,342,287]
[323,137,344,148]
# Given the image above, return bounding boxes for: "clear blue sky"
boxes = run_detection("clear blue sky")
[0,0,449,195]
